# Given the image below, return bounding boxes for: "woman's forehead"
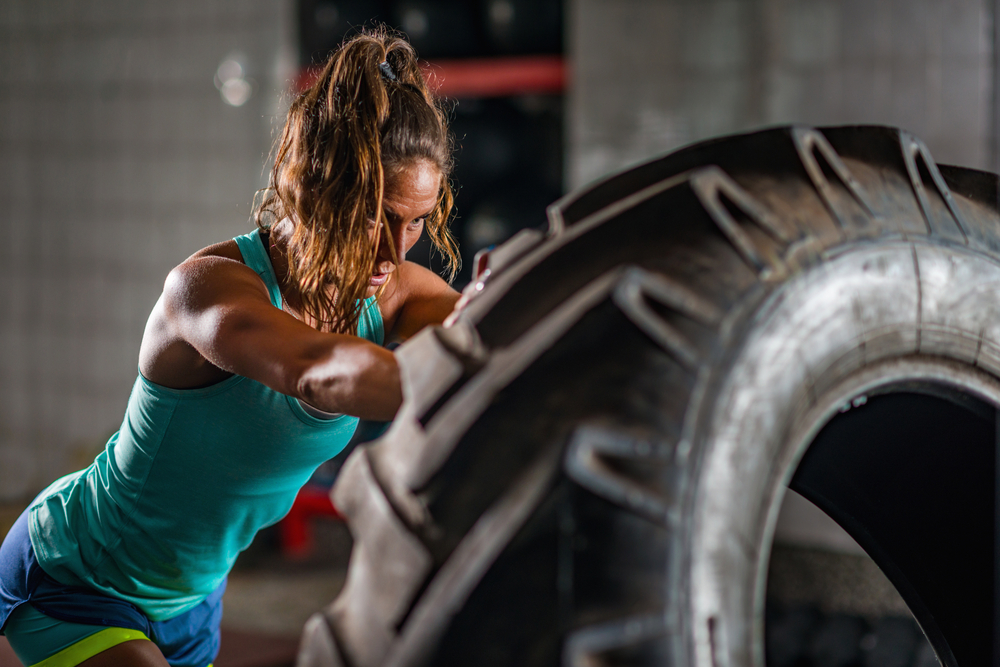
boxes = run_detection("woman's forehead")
[384,160,440,212]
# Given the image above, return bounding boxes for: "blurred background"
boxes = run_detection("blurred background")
[0,0,994,665]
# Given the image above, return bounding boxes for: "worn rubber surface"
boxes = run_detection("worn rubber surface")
[296,125,1000,667]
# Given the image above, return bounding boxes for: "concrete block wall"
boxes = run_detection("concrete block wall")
[568,0,992,189]
[0,0,295,501]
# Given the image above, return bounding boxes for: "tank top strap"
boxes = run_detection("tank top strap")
[234,229,385,345]
[357,296,385,346]
[234,229,282,309]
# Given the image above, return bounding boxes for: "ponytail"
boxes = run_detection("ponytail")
[256,27,458,335]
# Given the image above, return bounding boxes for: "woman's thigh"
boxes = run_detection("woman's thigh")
[4,602,166,667]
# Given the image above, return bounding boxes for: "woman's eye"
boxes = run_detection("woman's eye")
[409,218,425,229]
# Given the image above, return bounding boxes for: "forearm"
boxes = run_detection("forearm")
[295,340,402,421]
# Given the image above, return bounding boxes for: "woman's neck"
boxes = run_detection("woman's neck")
[265,219,308,321]
[267,218,352,331]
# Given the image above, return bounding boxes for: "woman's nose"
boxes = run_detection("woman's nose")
[377,223,407,261]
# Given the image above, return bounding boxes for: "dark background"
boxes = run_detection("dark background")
[299,0,565,287]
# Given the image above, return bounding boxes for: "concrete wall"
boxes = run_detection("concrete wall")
[0,1,295,501]
[568,0,992,189]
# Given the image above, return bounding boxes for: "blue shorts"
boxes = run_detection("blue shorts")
[0,507,223,667]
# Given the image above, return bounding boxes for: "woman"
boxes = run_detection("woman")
[0,29,460,667]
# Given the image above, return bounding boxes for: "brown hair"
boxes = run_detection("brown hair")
[255,28,459,334]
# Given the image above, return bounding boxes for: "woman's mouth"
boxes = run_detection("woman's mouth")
[370,272,390,287]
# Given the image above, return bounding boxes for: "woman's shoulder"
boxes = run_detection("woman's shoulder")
[186,238,244,264]
[162,238,257,303]
[380,261,460,341]
[379,261,436,314]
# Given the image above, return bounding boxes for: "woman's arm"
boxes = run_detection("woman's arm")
[142,254,402,421]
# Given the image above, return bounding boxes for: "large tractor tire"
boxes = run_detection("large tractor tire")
[297,125,1000,667]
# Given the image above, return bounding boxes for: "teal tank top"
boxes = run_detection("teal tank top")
[28,229,384,621]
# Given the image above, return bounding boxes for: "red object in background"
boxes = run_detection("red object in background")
[280,485,343,559]
[294,55,566,98]
[422,55,566,97]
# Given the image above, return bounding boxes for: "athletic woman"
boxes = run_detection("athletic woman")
[0,29,460,667]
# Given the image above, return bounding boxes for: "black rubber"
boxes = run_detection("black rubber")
[295,125,1000,667]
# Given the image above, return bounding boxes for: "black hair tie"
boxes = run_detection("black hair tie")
[379,61,397,82]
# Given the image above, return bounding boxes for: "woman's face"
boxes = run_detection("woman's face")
[369,159,441,295]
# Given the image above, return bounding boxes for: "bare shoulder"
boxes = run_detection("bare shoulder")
[164,242,260,305]
[188,237,245,263]
[139,238,269,388]
[399,261,455,298]
[382,261,460,342]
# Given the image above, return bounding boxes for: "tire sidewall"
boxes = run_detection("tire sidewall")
[687,238,1000,667]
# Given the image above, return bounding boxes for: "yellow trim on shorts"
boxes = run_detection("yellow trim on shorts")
[29,627,150,667]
